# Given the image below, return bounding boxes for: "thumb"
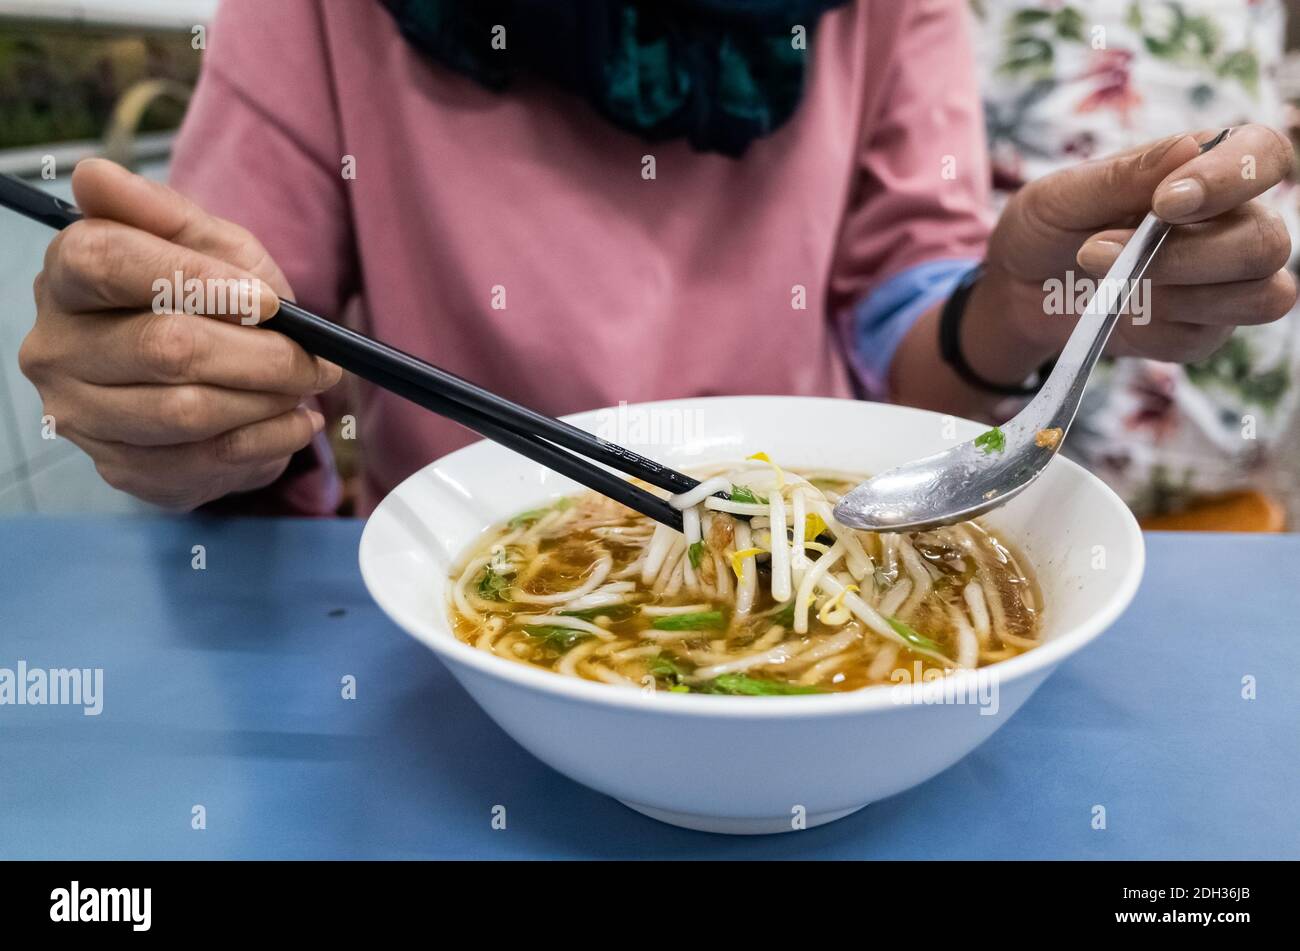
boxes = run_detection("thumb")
[1023,133,1204,233]
[71,157,290,296]
[992,132,1209,279]
[73,157,213,241]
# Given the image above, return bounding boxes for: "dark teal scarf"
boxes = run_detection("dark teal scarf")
[379,0,850,157]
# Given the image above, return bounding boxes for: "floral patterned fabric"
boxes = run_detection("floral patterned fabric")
[971,0,1300,517]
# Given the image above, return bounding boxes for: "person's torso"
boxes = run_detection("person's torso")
[314,2,889,510]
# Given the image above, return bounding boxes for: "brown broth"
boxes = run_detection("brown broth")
[449,472,1042,695]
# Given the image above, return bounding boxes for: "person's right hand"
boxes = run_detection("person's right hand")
[18,158,341,510]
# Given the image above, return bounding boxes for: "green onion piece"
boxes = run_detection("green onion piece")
[728,485,768,506]
[668,684,691,693]
[507,497,573,529]
[687,540,706,570]
[650,610,725,631]
[884,615,943,653]
[646,652,689,681]
[559,604,634,621]
[974,426,1006,455]
[507,508,548,529]
[523,625,593,653]
[477,568,512,601]
[700,674,825,696]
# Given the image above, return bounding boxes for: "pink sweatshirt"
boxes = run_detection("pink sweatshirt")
[171,0,991,515]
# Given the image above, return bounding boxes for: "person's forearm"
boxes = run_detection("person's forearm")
[887,265,1060,420]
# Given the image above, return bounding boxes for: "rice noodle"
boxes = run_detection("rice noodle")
[516,550,552,587]
[963,580,991,645]
[809,498,872,579]
[681,505,702,593]
[819,573,953,664]
[493,632,523,659]
[702,497,770,517]
[640,523,677,586]
[879,533,899,581]
[584,664,638,687]
[474,624,500,651]
[817,587,856,627]
[607,644,661,662]
[711,548,733,601]
[767,488,792,603]
[639,627,712,642]
[509,551,613,606]
[785,628,860,668]
[653,540,687,595]
[690,641,803,679]
[661,550,689,597]
[790,487,809,575]
[612,554,646,579]
[558,638,603,677]
[557,590,634,614]
[867,643,899,680]
[512,613,617,641]
[590,525,654,540]
[799,650,858,685]
[896,536,932,619]
[877,579,912,617]
[669,476,732,510]
[793,539,845,634]
[732,520,758,617]
[641,603,711,616]
[946,603,979,669]
[452,554,492,622]
[998,629,1041,650]
[952,525,1011,638]
[749,623,787,650]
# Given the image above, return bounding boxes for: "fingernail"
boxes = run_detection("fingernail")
[306,409,326,433]
[1077,239,1124,274]
[75,156,113,173]
[1154,178,1206,219]
[1138,134,1189,171]
[315,359,342,390]
[256,280,281,322]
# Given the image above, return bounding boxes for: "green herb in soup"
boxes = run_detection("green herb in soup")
[449,462,1042,694]
[698,674,826,696]
[651,610,726,631]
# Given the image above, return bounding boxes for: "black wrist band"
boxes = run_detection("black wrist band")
[939,264,1051,397]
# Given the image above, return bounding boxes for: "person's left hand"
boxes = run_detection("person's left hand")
[984,124,1296,364]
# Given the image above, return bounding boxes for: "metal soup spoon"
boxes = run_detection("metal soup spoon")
[833,129,1231,534]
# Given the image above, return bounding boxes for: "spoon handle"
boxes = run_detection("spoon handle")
[1025,211,1171,434]
[1016,128,1231,440]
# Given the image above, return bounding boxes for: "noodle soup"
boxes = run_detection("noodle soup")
[449,461,1041,694]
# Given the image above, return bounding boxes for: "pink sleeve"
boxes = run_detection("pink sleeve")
[831,0,994,317]
[169,0,355,516]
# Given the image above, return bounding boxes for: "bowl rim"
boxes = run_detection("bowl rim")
[359,395,1145,719]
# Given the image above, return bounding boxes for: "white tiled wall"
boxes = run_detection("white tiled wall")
[0,163,170,515]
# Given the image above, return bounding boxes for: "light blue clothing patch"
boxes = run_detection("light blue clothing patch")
[849,258,980,400]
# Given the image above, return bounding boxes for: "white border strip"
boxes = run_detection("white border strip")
[0,0,215,30]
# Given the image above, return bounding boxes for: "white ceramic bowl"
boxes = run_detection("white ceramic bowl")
[359,397,1144,834]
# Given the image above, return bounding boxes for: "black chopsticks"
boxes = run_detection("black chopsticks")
[0,172,698,530]
[287,306,687,529]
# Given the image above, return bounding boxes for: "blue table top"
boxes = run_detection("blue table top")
[1,516,1296,860]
